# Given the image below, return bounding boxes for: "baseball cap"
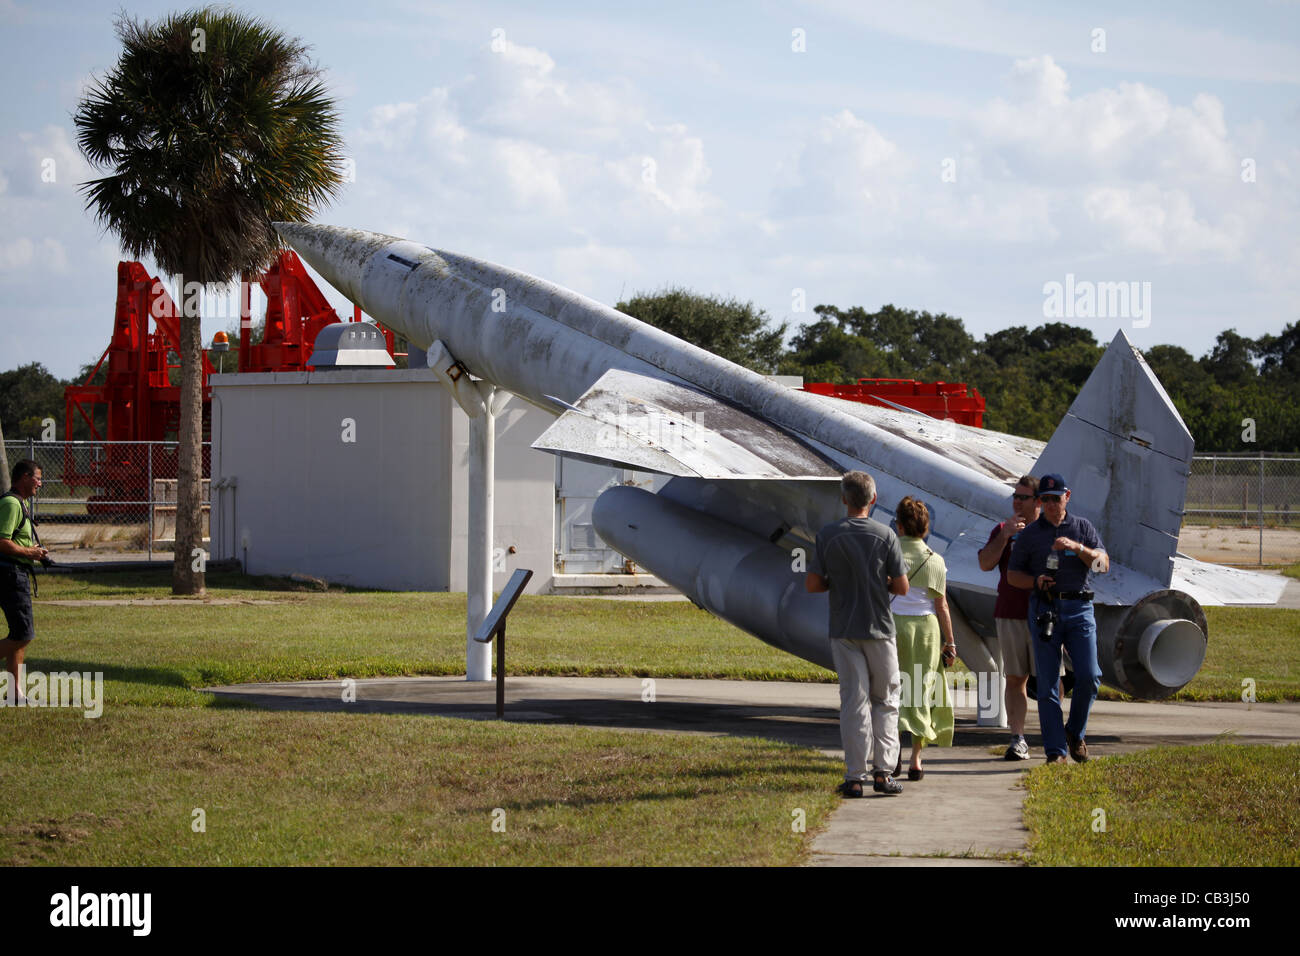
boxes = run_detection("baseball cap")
[1037,473,1069,497]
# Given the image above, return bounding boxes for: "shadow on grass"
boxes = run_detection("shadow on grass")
[202,685,1094,756]
[43,567,399,596]
[17,655,264,711]
[24,655,192,691]
[486,767,828,813]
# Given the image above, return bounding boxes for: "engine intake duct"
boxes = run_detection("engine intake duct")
[593,485,833,670]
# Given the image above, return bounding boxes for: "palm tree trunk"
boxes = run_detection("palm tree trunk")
[172,283,206,595]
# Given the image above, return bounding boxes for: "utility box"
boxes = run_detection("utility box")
[150,478,210,546]
[307,322,395,368]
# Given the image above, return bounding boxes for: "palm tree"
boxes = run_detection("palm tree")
[75,6,346,594]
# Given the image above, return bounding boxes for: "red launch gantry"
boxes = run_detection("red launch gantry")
[62,250,395,514]
[237,248,392,372]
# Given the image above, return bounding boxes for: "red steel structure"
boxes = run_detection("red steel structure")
[62,262,215,515]
[802,378,985,427]
[62,250,393,513]
[239,250,394,371]
[64,260,214,445]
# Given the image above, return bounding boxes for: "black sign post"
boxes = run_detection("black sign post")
[473,568,533,718]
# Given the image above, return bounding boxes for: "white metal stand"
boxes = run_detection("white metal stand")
[427,340,512,681]
[948,600,1008,728]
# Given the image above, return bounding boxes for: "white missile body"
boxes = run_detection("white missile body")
[275,223,1286,699]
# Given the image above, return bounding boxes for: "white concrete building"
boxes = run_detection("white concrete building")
[209,367,665,594]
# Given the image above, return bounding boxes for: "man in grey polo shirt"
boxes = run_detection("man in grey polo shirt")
[806,470,909,796]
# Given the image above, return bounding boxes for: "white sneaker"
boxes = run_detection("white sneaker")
[1004,736,1030,760]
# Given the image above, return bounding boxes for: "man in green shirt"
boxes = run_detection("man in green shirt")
[1,460,48,705]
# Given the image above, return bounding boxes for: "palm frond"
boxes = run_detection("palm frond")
[73,5,348,283]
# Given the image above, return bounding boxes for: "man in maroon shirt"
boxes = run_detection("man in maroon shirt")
[977,475,1040,760]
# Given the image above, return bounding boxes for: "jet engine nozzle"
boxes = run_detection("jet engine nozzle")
[1096,590,1207,698]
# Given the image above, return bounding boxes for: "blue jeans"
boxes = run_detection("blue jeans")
[1027,593,1101,757]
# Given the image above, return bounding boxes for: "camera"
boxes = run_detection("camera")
[39,555,55,569]
[1035,606,1056,641]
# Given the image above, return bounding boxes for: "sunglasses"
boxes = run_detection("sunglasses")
[1012,493,1034,502]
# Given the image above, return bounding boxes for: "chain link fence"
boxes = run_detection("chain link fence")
[5,442,1294,567]
[1185,454,1299,565]
[1186,454,1300,526]
[3,440,210,563]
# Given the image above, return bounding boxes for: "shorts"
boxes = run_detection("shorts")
[0,563,35,644]
[995,616,1036,677]
[996,616,1067,678]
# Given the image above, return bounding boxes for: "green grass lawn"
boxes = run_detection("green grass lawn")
[29,569,1300,706]
[1023,743,1300,866]
[0,707,838,866]
[3,569,843,865]
[27,570,833,710]
[5,568,1298,865]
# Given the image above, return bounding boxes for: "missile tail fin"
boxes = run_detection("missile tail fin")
[1033,330,1193,587]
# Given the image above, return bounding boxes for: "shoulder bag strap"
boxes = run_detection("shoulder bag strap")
[908,549,933,579]
[2,491,25,542]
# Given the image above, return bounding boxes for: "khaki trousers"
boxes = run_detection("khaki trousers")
[831,636,901,781]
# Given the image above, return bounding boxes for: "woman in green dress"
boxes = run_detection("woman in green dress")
[890,496,956,780]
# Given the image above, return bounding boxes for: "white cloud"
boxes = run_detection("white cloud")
[973,56,1238,181]
[0,237,68,274]
[0,125,91,196]
[775,56,1259,255]
[751,48,1295,346]
[772,109,903,218]
[493,138,569,212]
[0,237,36,271]
[347,39,723,252]
[551,240,642,301]
[1083,185,1244,258]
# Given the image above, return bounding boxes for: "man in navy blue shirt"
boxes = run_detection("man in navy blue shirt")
[1007,473,1108,763]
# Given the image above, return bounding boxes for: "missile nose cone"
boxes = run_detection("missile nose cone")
[272,221,400,306]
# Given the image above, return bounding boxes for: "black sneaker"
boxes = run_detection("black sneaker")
[872,772,904,795]
[836,780,865,798]
[1004,737,1030,761]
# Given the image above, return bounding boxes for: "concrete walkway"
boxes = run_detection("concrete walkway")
[204,674,1300,866]
[1265,572,1300,609]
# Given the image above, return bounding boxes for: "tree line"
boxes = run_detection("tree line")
[4,292,1296,452]
[618,291,1299,452]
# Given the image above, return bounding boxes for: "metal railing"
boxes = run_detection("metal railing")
[4,440,211,563]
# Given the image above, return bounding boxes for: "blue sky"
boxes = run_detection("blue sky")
[2,0,1298,379]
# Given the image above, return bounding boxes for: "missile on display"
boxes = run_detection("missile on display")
[274,222,1287,701]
